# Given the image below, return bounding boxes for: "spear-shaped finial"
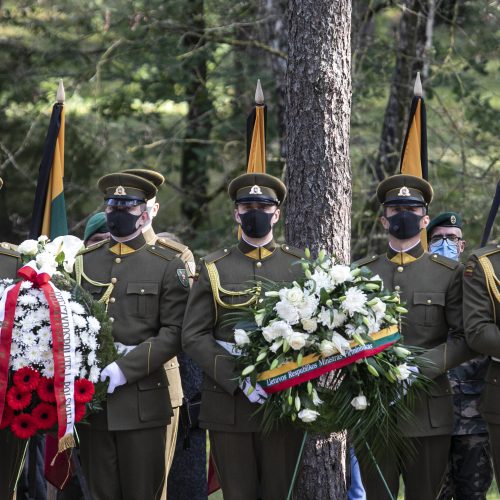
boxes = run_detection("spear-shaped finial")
[56,79,65,103]
[255,79,264,105]
[413,72,423,97]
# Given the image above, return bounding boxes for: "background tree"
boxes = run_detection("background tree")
[285,0,352,497]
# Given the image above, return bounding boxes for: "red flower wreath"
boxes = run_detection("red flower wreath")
[75,403,87,423]
[11,413,38,439]
[74,379,95,404]
[6,385,32,411]
[13,367,40,392]
[0,405,14,430]
[32,402,57,430]
[37,377,56,403]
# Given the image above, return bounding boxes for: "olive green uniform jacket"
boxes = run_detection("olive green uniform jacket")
[354,242,474,437]
[77,233,190,431]
[463,245,500,425]
[182,239,304,432]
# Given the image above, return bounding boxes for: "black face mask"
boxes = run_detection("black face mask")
[239,209,275,239]
[106,210,142,237]
[386,211,422,240]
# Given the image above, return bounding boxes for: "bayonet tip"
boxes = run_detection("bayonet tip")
[414,72,423,97]
[57,79,65,103]
[255,79,264,105]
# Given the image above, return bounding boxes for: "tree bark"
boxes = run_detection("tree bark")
[285,0,352,497]
[180,0,213,231]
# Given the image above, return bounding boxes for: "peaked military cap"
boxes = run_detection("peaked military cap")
[98,172,157,206]
[377,174,433,206]
[228,173,286,205]
[427,211,462,236]
[121,169,165,189]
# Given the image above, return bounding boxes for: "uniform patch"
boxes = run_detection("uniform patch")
[177,269,189,287]
[464,261,476,277]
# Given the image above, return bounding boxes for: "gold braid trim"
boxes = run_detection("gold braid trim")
[205,261,261,310]
[74,255,114,309]
[478,255,500,323]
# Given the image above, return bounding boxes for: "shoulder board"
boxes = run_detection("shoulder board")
[280,244,304,259]
[0,243,20,258]
[428,253,460,270]
[352,254,379,268]
[78,239,108,255]
[204,247,232,264]
[468,244,500,260]
[156,237,188,255]
[147,243,176,261]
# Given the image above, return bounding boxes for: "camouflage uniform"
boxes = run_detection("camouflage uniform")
[438,357,493,499]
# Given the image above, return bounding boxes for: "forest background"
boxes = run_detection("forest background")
[0,0,498,258]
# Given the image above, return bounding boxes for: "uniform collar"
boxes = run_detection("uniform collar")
[143,226,156,245]
[237,238,277,260]
[109,233,147,255]
[387,241,425,265]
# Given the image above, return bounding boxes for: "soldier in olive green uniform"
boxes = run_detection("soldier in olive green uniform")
[76,173,190,500]
[354,175,474,500]
[0,178,23,500]
[463,243,500,483]
[426,213,493,500]
[182,173,305,500]
[121,168,195,499]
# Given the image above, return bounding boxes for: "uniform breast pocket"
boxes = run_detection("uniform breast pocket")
[412,291,446,326]
[126,282,159,317]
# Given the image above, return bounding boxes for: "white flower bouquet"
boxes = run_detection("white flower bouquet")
[231,249,429,451]
[0,236,116,451]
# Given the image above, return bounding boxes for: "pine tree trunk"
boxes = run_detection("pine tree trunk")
[285,0,352,497]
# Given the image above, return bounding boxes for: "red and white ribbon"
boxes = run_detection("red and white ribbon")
[0,262,77,451]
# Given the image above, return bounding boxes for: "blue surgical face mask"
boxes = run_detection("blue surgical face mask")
[429,239,459,261]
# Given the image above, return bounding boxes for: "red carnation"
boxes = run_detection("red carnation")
[11,413,38,439]
[7,386,32,411]
[37,377,56,403]
[32,403,57,430]
[0,405,14,430]
[74,379,95,404]
[75,403,87,423]
[13,367,40,392]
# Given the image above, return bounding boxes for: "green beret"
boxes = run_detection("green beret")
[121,169,165,190]
[377,174,433,206]
[84,212,108,241]
[97,173,157,206]
[228,173,286,205]
[427,211,462,236]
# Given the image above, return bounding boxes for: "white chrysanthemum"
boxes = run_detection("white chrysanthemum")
[10,342,21,357]
[18,294,39,306]
[73,315,87,329]
[87,351,97,366]
[311,269,333,293]
[275,301,300,325]
[87,316,100,334]
[301,317,318,333]
[234,329,250,346]
[262,320,294,343]
[278,286,304,306]
[60,290,72,301]
[19,332,37,347]
[297,294,319,320]
[341,287,367,316]
[288,331,308,350]
[42,364,55,377]
[75,351,83,366]
[87,335,98,351]
[70,302,86,315]
[20,281,33,290]
[10,357,24,371]
[79,331,90,347]
[318,307,346,329]
[329,265,353,286]
[89,365,100,383]
[79,367,88,378]
[26,344,42,363]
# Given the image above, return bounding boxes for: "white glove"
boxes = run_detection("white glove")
[100,362,127,394]
[240,377,268,404]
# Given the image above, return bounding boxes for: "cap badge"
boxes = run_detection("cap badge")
[114,186,127,196]
[450,215,457,224]
[398,186,411,197]
[249,185,262,195]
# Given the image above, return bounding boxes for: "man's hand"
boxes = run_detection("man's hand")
[240,378,268,404]
[100,362,127,394]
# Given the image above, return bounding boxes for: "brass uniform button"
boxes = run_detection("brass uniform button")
[427,299,432,304]
[256,261,262,268]
[140,289,145,294]
[397,266,404,273]
[109,317,115,323]
[111,277,117,284]
[115,257,121,264]
[432,254,438,260]
[109,297,116,303]
[394,285,401,291]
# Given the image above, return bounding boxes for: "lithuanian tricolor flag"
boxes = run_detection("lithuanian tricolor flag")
[400,72,429,246]
[246,79,267,173]
[29,80,68,239]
